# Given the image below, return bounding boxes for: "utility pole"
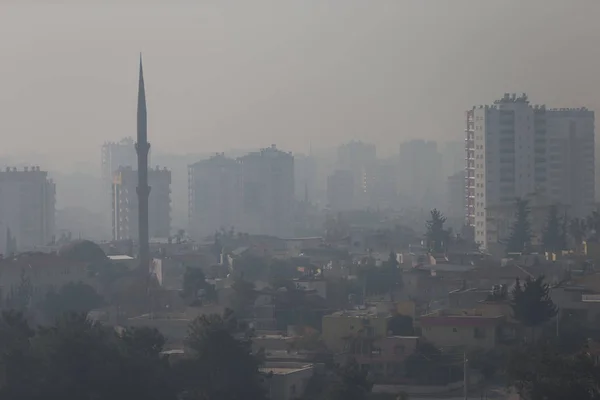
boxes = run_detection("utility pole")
[463,352,469,400]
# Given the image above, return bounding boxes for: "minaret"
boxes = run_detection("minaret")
[136,55,151,272]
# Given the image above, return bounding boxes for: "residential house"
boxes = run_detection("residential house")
[322,309,391,353]
[420,309,506,350]
[261,362,315,400]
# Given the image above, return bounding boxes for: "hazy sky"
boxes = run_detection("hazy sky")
[2,0,600,171]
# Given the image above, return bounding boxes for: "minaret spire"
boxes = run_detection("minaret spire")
[136,54,151,274]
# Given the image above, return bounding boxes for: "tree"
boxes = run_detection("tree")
[507,198,532,254]
[507,342,600,400]
[5,270,32,312]
[175,313,266,400]
[182,267,216,305]
[543,205,565,253]
[41,282,104,321]
[387,251,402,302]
[326,359,373,400]
[0,311,37,398]
[587,211,600,242]
[510,276,558,342]
[425,209,448,253]
[388,313,414,336]
[570,217,588,253]
[0,312,177,400]
[229,278,257,316]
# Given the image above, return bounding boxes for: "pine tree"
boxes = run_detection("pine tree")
[542,205,563,253]
[507,198,532,254]
[425,209,447,253]
[510,276,557,342]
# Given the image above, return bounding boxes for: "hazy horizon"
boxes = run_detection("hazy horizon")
[2,0,600,172]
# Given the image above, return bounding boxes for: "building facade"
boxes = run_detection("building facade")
[238,145,294,237]
[188,153,242,240]
[399,139,442,211]
[336,141,377,209]
[545,108,595,218]
[446,170,465,230]
[0,167,55,254]
[326,170,354,211]
[112,166,171,241]
[465,93,594,249]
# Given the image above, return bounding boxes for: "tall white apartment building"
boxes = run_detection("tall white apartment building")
[0,167,56,254]
[466,93,594,249]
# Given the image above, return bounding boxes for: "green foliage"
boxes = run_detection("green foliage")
[0,308,267,400]
[234,254,270,281]
[357,253,402,299]
[387,313,414,336]
[510,276,557,341]
[182,267,216,305]
[41,282,104,321]
[570,217,588,249]
[507,342,600,400]
[326,359,373,400]
[542,205,567,253]
[229,278,257,316]
[176,313,266,400]
[507,198,532,254]
[0,312,175,400]
[425,209,448,253]
[4,270,32,312]
[587,211,600,242]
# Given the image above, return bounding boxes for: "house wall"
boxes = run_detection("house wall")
[322,313,390,353]
[421,319,496,350]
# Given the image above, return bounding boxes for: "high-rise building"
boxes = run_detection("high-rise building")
[238,145,294,237]
[336,141,377,209]
[101,138,137,187]
[188,154,242,240]
[466,93,594,249]
[0,167,55,254]
[446,171,465,231]
[327,170,355,211]
[294,153,318,203]
[101,137,137,232]
[399,140,442,210]
[546,109,595,218]
[112,166,171,241]
[441,140,465,176]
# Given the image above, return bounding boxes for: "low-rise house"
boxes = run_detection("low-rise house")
[551,285,600,329]
[420,309,506,350]
[345,335,419,381]
[322,309,391,353]
[261,362,315,400]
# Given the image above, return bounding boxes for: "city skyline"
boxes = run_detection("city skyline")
[3,1,600,168]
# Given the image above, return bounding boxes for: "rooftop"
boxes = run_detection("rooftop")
[326,309,389,319]
[420,309,505,327]
[260,362,313,375]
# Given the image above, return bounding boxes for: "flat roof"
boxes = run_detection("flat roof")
[260,364,313,375]
[108,255,134,261]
